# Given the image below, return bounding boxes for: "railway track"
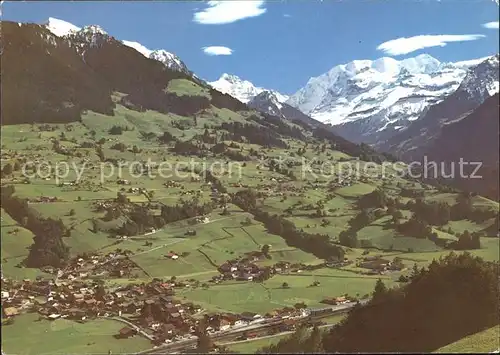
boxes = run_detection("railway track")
[140,300,367,354]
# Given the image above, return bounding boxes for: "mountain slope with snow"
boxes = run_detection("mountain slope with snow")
[378,54,499,161]
[121,40,152,57]
[44,17,81,37]
[248,90,317,128]
[423,93,499,200]
[121,41,191,74]
[43,17,190,75]
[209,73,288,104]
[286,54,490,144]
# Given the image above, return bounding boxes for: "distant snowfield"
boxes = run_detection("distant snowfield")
[286,54,478,127]
[209,73,289,104]
[122,40,153,57]
[45,17,81,37]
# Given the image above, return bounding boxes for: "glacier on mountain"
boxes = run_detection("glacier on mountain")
[286,53,496,143]
[287,54,470,126]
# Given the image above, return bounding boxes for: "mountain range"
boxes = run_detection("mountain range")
[3,17,499,199]
[377,55,499,161]
[286,55,493,142]
[210,55,498,171]
[0,19,390,162]
[211,54,498,149]
[41,18,499,154]
[1,13,500,355]
[44,17,191,75]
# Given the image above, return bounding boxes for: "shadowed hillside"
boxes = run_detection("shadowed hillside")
[1,22,115,124]
[255,252,499,354]
[425,93,499,200]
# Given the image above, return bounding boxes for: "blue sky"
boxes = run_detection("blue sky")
[3,0,499,94]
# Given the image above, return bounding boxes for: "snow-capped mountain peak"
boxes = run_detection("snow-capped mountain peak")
[209,73,289,104]
[65,24,112,51]
[286,54,495,144]
[44,17,81,37]
[270,91,290,104]
[149,49,189,73]
[122,40,153,57]
[121,41,190,74]
[209,74,264,103]
[79,24,108,36]
[451,56,493,69]
[42,18,190,74]
[377,54,499,161]
[220,73,242,83]
[249,91,285,117]
[256,91,284,109]
[458,54,499,99]
[400,54,441,74]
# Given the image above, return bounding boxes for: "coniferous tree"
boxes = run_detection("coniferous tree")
[372,278,387,301]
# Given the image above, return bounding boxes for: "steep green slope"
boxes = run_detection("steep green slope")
[434,325,500,353]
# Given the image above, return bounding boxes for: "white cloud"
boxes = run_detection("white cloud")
[377,34,486,56]
[202,46,233,56]
[193,1,266,25]
[482,21,499,29]
[283,14,291,18]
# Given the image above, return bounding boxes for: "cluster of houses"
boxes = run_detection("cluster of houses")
[27,196,59,203]
[146,303,308,345]
[195,216,210,224]
[124,187,143,194]
[330,176,359,189]
[214,255,333,283]
[1,276,195,325]
[216,258,263,282]
[54,250,140,281]
[1,272,312,347]
[320,295,353,306]
[253,179,304,195]
[180,189,204,197]
[357,256,406,275]
[163,181,183,188]
[57,180,80,187]
[93,200,115,211]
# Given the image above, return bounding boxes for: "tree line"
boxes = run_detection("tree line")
[255,252,499,353]
[0,186,70,268]
[232,189,345,261]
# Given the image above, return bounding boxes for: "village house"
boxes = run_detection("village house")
[116,327,137,339]
[240,312,262,322]
[358,257,391,272]
[237,272,253,281]
[218,318,231,331]
[195,216,210,224]
[284,318,298,329]
[185,229,197,236]
[165,252,179,260]
[162,323,177,336]
[36,196,58,203]
[3,307,18,318]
